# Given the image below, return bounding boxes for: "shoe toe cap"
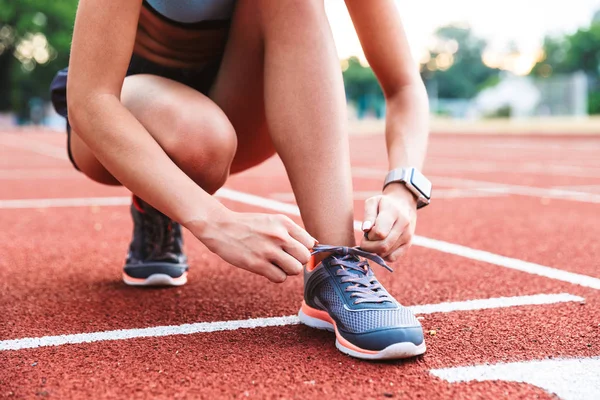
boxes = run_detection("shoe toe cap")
[339,325,425,351]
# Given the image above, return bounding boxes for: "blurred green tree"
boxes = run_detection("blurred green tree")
[0,0,77,117]
[421,25,500,100]
[342,57,384,118]
[531,15,600,113]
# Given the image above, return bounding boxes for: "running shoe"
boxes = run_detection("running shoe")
[299,245,425,360]
[123,196,188,286]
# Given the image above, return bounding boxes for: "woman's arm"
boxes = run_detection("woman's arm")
[345,0,429,172]
[345,0,429,260]
[68,0,226,227]
[67,0,314,282]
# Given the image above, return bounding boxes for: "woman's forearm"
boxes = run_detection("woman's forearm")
[384,82,430,171]
[68,93,227,229]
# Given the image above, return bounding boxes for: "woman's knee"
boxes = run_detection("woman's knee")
[121,75,238,193]
[160,105,237,193]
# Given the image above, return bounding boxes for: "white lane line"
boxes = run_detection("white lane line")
[0,196,131,209]
[0,293,583,351]
[0,316,299,351]
[0,135,68,161]
[425,160,600,179]
[0,168,77,180]
[353,167,600,204]
[269,189,506,202]
[552,184,600,194]
[481,141,600,151]
[431,357,600,400]
[412,236,600,290]
[410,293,583,315]
[4,190,600,290]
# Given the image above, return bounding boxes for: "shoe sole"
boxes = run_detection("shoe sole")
[122,272,188,287]
[298,302,426,360]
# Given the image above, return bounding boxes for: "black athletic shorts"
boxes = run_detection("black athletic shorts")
[50,54,221,170]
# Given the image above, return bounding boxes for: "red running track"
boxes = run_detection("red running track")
[1,131,600,399]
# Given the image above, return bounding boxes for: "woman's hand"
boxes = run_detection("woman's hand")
[188,210,317,283]
[359,183,417,262]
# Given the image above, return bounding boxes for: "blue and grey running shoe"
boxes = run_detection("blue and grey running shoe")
[123,196,188,286]
[299,245,425,360]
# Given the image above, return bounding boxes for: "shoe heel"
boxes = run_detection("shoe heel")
[298,307,334,332]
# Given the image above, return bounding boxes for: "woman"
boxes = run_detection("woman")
[50,0,431,360]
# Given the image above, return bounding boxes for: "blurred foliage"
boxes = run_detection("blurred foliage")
[0,0,77,116]
[532,13,600,113]
[342,57,381,100]
[420,25,500,99]
[342,25,502,118]
[484,104,511,118]
[342,57,385,118]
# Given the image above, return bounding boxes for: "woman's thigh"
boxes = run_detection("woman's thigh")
[71,74,237,191]
[209,2,275,175]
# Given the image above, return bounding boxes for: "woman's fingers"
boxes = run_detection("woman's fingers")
[361,195,415,259]
[362,196,381,232]
[364,197,397,241]
[277,215,317,250]
[385,242,411,262]
[261,263,288,283]
[361,218,408,256]
[269,248,304,275]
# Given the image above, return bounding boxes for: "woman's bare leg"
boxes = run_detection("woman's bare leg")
[211,0,355,247]
[70,75,237,195]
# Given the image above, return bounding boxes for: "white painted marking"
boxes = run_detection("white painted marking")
[413,236,600,290]
[0,135,68,160]
[425,160,600,179]
[431,357,600,400]
[216,188,302,215]
[0,293,583,351]
[0,168,79,180]
[481,141,600,151]
[269,189,505,202]
[410,293,583,315]
[0,316,300,351]
[552,184,600,194]
[3,190,600,290]
[430,177,600,204]
[353,167,600,204]
[0,196,130,209]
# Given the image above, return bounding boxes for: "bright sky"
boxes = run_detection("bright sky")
[326,0,600,73]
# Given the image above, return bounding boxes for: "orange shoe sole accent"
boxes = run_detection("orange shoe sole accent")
[301,301,378,355]
[306,256,317,272]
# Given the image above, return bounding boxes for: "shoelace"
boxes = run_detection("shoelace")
[311,245,394,305]
[143,211,177,259]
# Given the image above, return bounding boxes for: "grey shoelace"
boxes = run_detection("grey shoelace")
[311,245,394,305]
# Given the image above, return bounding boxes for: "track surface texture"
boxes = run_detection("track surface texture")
[1,130,600,399]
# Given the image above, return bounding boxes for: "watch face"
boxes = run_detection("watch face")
[410,169,432,199]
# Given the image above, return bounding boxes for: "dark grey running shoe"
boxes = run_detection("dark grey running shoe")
[122,196,188,286]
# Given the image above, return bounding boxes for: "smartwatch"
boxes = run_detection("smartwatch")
[383,167,432,209]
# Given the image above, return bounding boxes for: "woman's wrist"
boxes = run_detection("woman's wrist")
[182,202,232,241]
[382,182,418,209]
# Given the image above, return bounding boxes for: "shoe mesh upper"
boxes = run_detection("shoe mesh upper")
[317,281,420,334]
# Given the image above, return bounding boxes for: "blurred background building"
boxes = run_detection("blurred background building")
[1,0,600,127]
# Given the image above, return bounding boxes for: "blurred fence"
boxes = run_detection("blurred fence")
[430,72,589,119]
